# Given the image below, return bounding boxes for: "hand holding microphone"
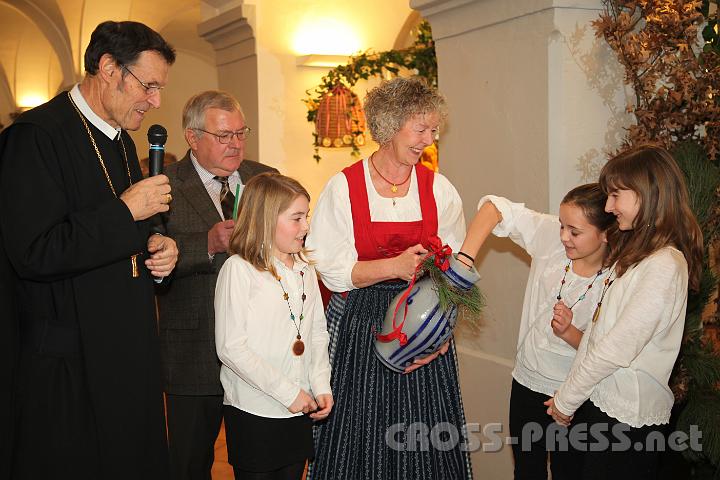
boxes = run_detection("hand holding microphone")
[148,124,167,177]
[120,124,172,220]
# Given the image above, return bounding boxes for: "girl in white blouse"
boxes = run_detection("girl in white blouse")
[457,183,615,479]
[215,173,333,480]
[545,146,703,479]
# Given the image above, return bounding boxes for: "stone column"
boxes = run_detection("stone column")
[410,0,630,477]
[198,2,259,161]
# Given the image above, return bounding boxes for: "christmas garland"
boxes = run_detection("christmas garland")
[302,20,437,162]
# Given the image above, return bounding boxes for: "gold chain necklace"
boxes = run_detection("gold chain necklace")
[370,154,412,193]
[67,92,140,277]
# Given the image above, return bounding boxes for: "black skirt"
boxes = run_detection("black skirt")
[310,284,473,480]
[224,405,314,472]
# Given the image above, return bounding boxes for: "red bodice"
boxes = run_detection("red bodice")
[342,159,438,260]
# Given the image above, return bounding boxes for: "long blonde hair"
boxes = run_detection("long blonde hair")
[599,145,703,291]
[228,173,311,279]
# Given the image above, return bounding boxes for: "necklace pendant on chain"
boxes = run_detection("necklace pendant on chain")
[293,338,305,356]
[278,269,306,356]
[131,254,139,278]
[391,184,398,193]
[68,92,137,278]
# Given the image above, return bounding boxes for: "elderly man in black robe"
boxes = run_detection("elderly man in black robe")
[0,21,179,479]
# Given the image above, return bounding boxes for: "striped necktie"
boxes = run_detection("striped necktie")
[214,176,235,220]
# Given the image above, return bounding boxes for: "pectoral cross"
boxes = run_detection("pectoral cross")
[131,254,139,278]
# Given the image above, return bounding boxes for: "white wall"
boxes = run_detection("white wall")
[548,7,634,210]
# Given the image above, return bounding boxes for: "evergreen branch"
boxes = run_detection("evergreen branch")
[421,256,485,317]
[678,390,720,465]
[683,343,720,388]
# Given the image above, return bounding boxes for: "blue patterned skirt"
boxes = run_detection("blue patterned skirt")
[310,282,473,479]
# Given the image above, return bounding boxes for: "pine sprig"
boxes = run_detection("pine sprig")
[421,256,485,316]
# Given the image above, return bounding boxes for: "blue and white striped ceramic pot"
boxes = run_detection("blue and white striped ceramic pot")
[374,254,480,373]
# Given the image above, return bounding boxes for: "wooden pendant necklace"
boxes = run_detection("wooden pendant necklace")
[592,269,615,323]
[67,92,140,277]
[277,269,306,356]
[555,260,605,309]
[370,155,412,193]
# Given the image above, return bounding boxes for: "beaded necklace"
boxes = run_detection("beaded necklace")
[555,260,605,309]
[277,268,306,356]
[592,269,616,323]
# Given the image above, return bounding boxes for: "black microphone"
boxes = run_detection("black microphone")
[147,124,167,176]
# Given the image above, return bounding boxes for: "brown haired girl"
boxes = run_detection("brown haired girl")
[457,183,615,479]
[546,145,703,479]
[215,173,333,480]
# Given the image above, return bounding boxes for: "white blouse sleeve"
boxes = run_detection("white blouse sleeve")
[434,173,466,251]
[553,250,688,416]
[306,173,357,292]
[214,258,300,408]
[307,267,332,396]
[478,195,560,258]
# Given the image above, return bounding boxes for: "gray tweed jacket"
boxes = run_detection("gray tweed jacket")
[156,151,277,395]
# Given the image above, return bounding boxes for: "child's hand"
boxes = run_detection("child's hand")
[551,301,573,338]
[288,389,318,414]
[544,397,573,426]
[551,301,584,349]
[310,393,334,420]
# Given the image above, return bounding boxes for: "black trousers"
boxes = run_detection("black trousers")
[572,400,666,480]
[509,379,583,480]
[165,393,224,480]
[232,462,305,480]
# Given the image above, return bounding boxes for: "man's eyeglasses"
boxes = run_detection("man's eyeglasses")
[195,127,252,144]
[121,65,164,95]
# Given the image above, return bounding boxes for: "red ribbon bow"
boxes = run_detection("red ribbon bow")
[428,235,452,272]
[375,236,453,347]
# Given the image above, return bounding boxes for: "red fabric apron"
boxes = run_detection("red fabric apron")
[343,159,438,260]
[318,160,439,307]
